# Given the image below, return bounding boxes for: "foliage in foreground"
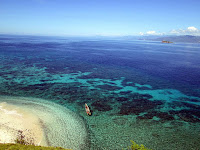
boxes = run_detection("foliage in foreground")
[0,143,71,150]
[126,140,152,150]
[0,130,70,150]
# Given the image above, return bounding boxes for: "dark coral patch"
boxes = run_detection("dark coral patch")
[137,113,154,120]
[121,79,135,87]
[188,99,199,103]
[95,84,122,91]
[180,97,200,103]
[19,83,57,92]
[119,99,163,115]
[102,81,116,85]
[170,109,200,123]
[178,113,200,123]
[91,101,113,111]
[168,101,183,109]
[119,91,132,95]
[137,111,174,121]
[181,102,200,111]
[87,80,97,84]
[137,87,152,90]
[156,112,174,121]
[116,97,129,102]
[131,93,153,100]
[174,103,200,122]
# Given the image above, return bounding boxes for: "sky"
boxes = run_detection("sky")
[0,0,200,36]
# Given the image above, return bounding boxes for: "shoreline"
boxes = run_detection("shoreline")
[0,96,88,150]
[0,102,47,145]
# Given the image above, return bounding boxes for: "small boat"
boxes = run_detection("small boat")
[85,103,92,116]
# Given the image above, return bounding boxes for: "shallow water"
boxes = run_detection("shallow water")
[0,35,200,149]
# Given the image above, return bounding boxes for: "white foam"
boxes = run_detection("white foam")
[0,104,22,117]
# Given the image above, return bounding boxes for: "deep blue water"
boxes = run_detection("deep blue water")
[1,35,200,149]
[1,35,199,95]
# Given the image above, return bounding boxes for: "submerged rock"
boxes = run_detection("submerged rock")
[119,99,163,115]
[137,111,174,121]
[91,100,112,111]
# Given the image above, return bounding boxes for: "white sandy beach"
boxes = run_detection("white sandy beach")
[0,102,46,145]
[0,96,88,150]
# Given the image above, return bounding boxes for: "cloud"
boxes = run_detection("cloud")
[170,26,200,35]
[139,26,200,36]
[139,31,164,36]
[139,32,144,35]
[188,26,198,32]
[146,31,156,35]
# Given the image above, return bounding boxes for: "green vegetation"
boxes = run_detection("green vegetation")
[0,143,71,150]
[125,140,152,150]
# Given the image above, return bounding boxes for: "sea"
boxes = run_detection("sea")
[0,34,200,150]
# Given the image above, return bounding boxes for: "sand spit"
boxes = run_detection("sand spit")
[0,96,88,150]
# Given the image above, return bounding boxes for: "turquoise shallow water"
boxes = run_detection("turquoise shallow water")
[0,35,200,149]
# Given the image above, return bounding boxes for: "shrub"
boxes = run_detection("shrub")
[15,130,34,145]
[126,140,152,150]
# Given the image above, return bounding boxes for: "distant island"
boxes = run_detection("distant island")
[162,40,173,43]
[152,35,200,43]
[137,35,200,43]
